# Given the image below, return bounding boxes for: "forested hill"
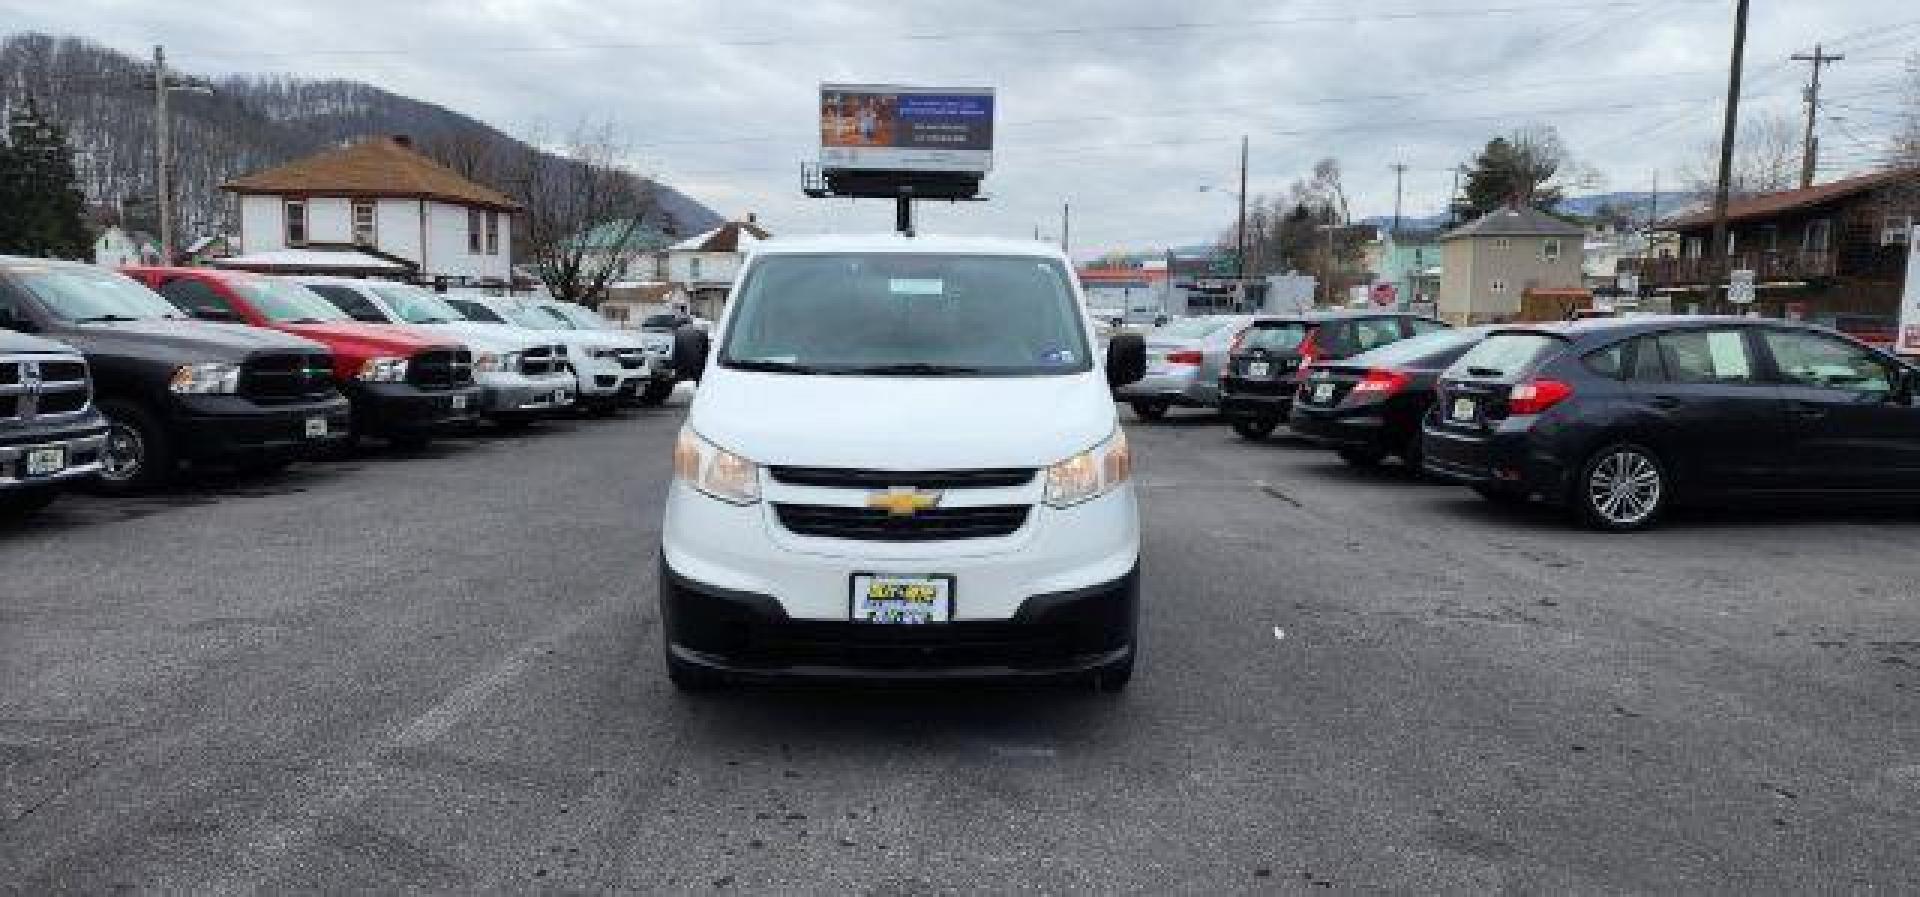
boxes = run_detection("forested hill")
[0,33,722,239]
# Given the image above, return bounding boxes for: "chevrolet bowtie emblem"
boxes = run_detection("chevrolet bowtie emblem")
[867,486,942,517]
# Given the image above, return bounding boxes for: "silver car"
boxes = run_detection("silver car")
[1112,315,1258,420]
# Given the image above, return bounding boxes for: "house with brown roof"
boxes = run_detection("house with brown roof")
[1624,168,1920,318]
[218,135,524,286]
[660,215,771,318]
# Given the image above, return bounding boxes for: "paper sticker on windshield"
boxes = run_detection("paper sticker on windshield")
[888,279,944,296]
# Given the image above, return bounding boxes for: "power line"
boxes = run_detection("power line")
[179,0,1725,58]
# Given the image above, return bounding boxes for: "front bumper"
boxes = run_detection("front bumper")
[1,418,109,490]
[660,478,1140,680]
[169,394,353,460]
[663,558,1138,682]
[573,359,650,401]
[476,371,575,419]
[347,382,484,435]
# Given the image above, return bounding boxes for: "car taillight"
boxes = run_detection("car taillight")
[1296,330,1320,374]
[1349,368,1411,397]
[1508,379,1574,415]
[1166,350,1204,366]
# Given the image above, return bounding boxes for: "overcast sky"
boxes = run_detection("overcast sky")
[7,0,1916,255]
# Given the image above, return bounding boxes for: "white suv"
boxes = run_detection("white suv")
[295,278,575,426]
[659,235,1149,691]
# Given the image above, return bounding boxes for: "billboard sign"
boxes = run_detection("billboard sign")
[820,84,994,173]
[1898,234,1920,356]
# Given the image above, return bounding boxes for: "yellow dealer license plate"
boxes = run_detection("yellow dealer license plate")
[851,574,953,624]
[25,446,66,477]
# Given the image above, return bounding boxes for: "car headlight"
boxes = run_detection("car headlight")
[169,362,242,395]
[1043,428,1132,508]
[673,428,760,505]
[357,356,410,382]
[472,351,520,374]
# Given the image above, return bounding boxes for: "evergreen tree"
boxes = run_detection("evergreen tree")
[0,97,92,259]
[1450,127,1570,223]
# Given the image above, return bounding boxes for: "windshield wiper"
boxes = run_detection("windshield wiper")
[75,314,141,323]
[841,363,984,376]
[726,359,825,374]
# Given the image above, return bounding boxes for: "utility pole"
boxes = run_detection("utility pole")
[1389,163,1408,236]
[1792,44,1844,189]
[1448,165,1466,227]
[1235,135,1249,282]
[153,45,173,264]
[1709,0,1751,312]
[1060,202,1070,255]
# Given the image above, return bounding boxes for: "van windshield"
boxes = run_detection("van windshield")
[720,253,1090,376]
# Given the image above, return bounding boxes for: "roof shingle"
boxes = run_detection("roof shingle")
[221,136,523,212]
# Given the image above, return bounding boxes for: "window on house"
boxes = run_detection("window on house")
[284,199,307,246]
[1542,238,1562,262]
[1492,237,1512,251]
[485,211,500,255]
[1882,215,1913,247]
[468,209,484,254]
[1758,224,1780,253]
[1804,219,1832,253]
[1489,279,1509,294]
[1726,231,1738,256]
[690,257,703,281]
[351,200,376,247]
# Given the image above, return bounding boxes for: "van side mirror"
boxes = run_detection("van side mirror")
[1106,332,1147,388]
[672,325,710,383]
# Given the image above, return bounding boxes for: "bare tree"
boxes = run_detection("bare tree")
[1681,111,1803,196]
[508,120,670,307]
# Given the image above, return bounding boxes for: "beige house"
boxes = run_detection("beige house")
[1438,206,1586,324]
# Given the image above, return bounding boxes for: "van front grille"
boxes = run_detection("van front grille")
[773,504,1029,542]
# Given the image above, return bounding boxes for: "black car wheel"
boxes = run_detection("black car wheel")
[1575,443,1668,532]
[1338,447,1388,468]
[1130,400,1170,421]
[1231,417,1278,441]
[1091,650,1135,693]
[637,380,676,407]
[96,399,175,494]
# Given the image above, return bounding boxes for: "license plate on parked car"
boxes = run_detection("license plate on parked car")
[553,389,571,405]
[304,417,328,439]
[1450,397,1477,421]
[1313,382,1336,403]
[851,574,953,624]
[451,395,469,411]
[24,446,66,477]
[1248,361,1270,378]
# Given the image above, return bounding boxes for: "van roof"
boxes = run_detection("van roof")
[749,233,1070,260]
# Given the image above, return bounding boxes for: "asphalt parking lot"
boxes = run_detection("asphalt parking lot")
[5,401,1919,892]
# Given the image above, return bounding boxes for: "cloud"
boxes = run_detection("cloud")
[9,0,1914,254]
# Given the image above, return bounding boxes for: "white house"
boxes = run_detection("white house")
[217,135,521,285]
[93,226,159,268]
[660,216,770,319]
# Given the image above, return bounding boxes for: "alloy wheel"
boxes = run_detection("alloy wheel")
[1585,448,1662,528]
[101,421,145,483]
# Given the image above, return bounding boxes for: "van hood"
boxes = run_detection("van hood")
[61,318,327,361]
[690,369,1117,469]
[279,322,457,358]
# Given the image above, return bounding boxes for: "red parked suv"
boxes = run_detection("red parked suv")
[123,268,481,448]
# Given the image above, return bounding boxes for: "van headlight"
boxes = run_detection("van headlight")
[1044,428,1132,508]
[673,429,760,505]
[169,362,242,395]
[357,357,410,382]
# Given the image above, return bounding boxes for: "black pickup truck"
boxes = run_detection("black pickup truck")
[0,329,108,519]
[0,257,352,492]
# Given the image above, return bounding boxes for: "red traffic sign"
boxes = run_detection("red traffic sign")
[1370,282,1399,306]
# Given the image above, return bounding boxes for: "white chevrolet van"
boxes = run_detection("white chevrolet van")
[659,235,1148,691]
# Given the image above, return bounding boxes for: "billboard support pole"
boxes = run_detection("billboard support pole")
[895,188,915,237]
